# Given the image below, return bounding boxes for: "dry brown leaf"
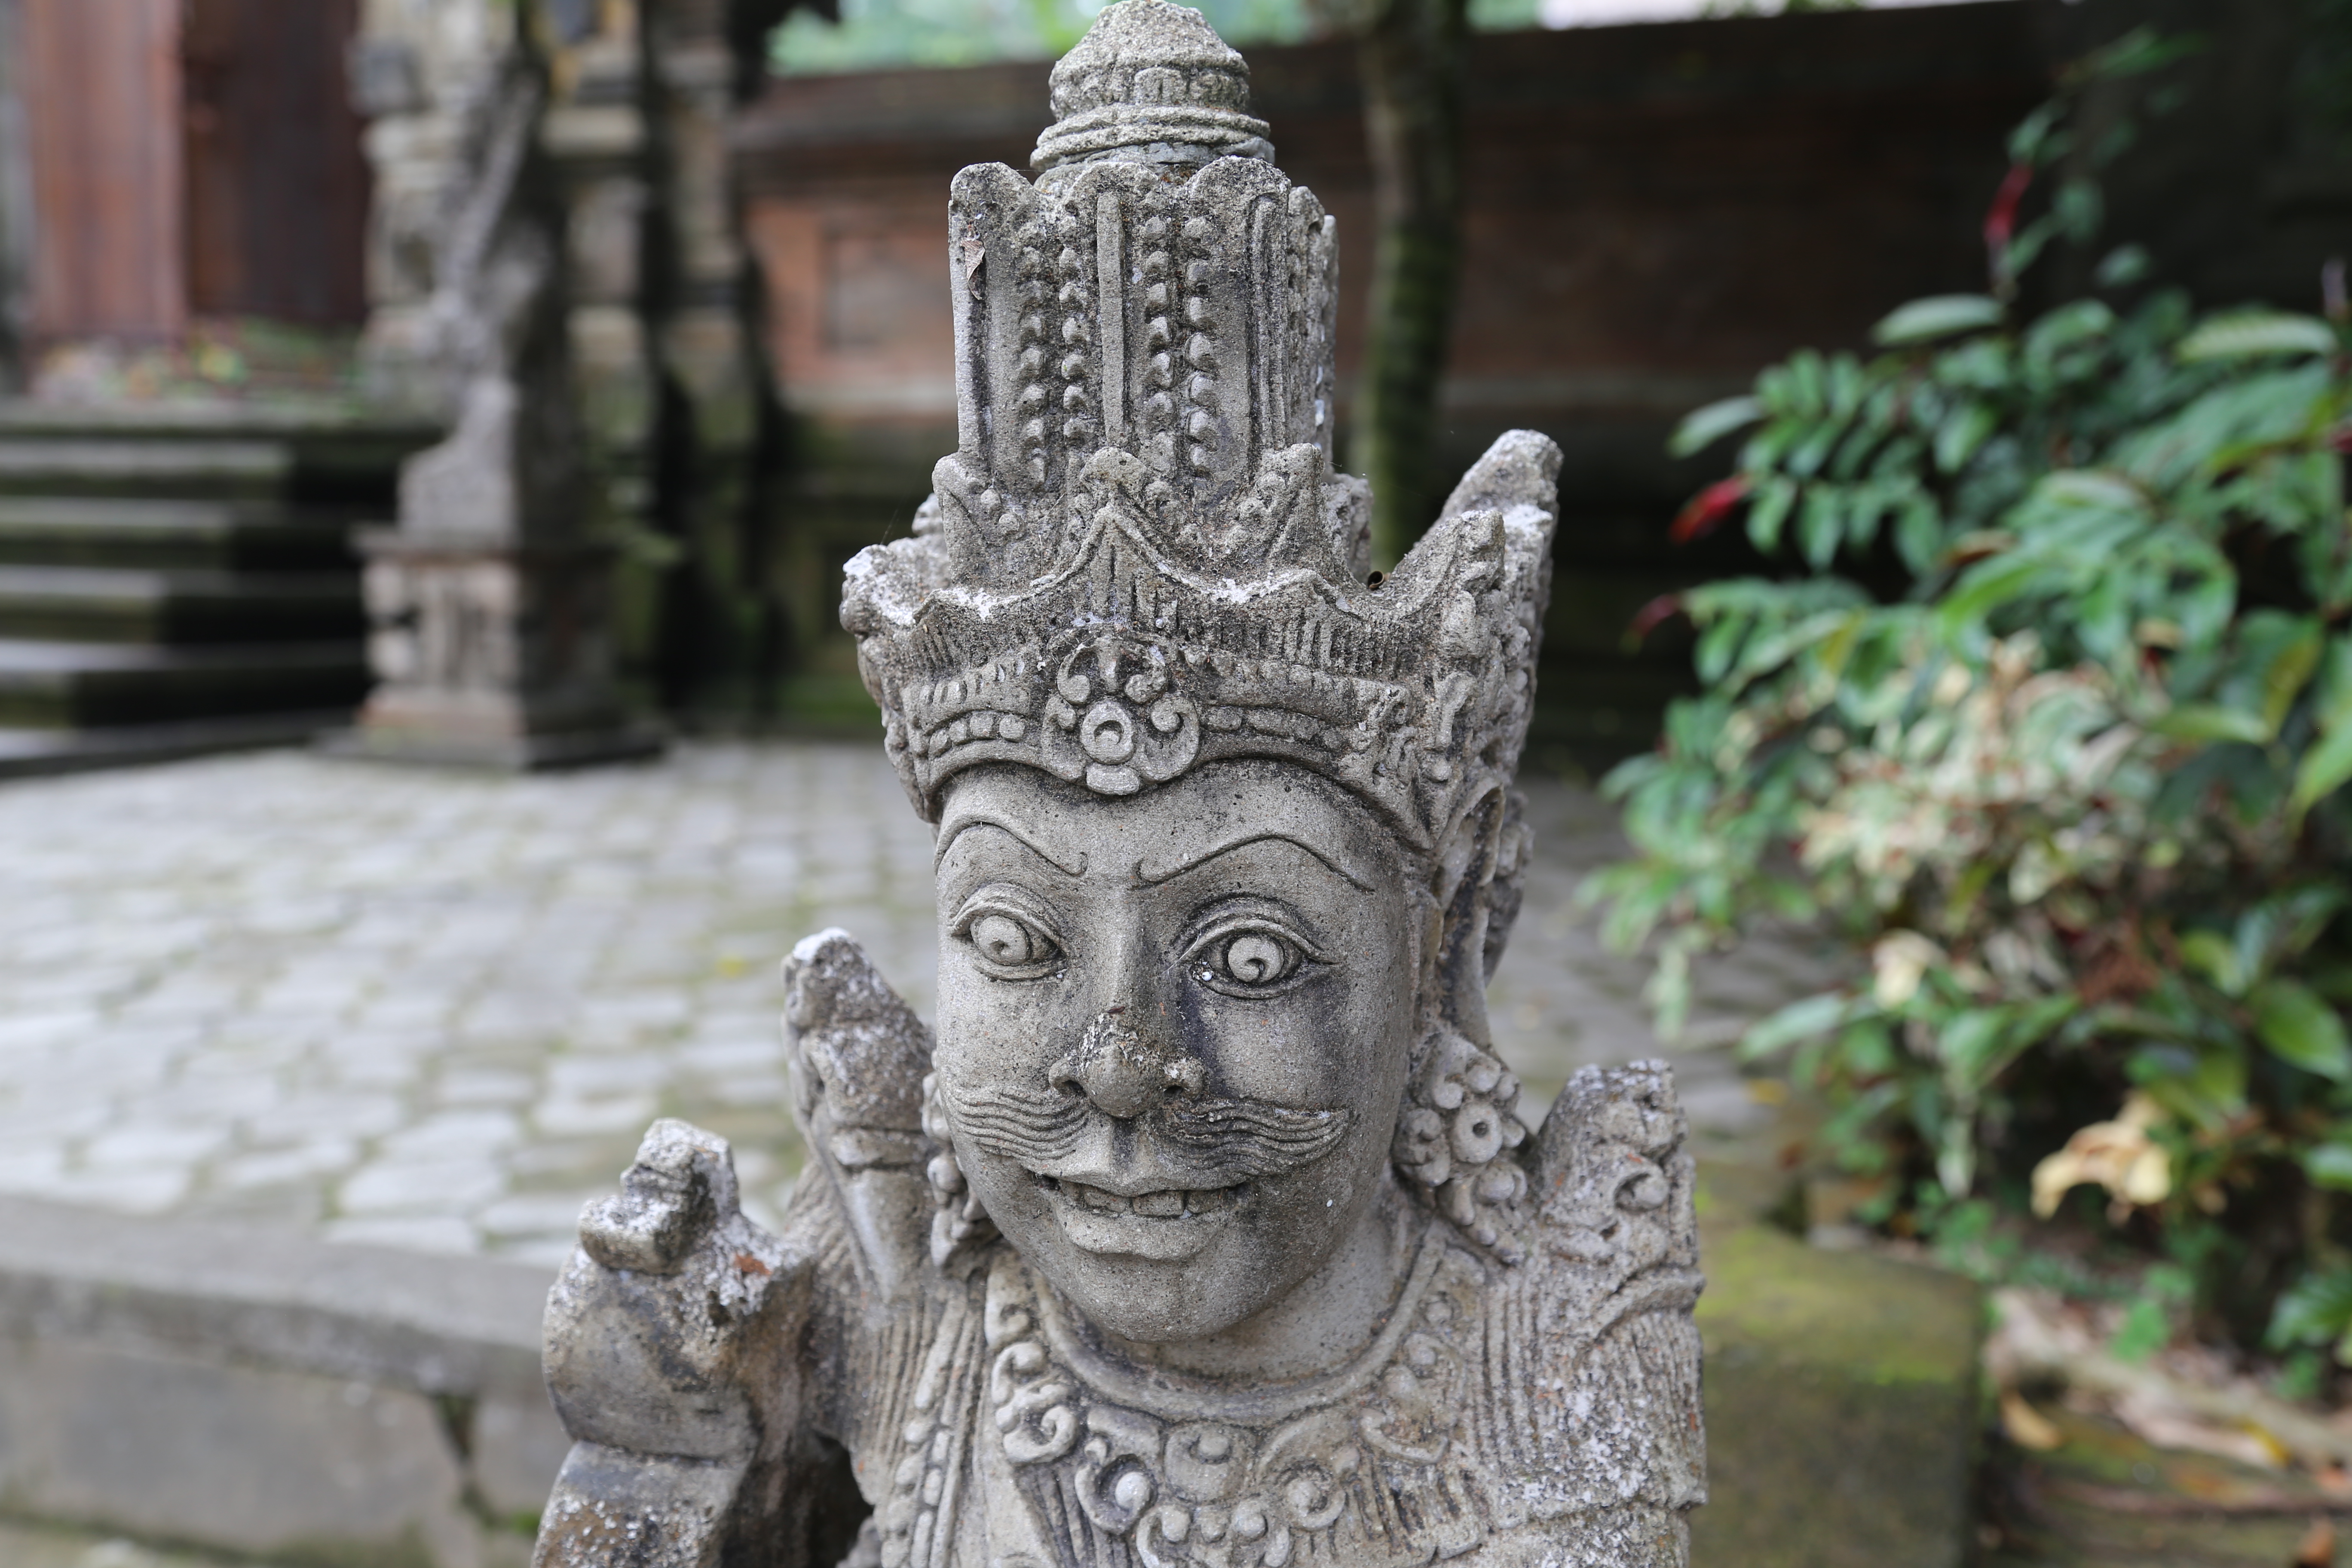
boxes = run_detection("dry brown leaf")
[2001,1388,2064,1452]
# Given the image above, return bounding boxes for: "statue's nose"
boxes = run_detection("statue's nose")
[1050,1008,1204,1120]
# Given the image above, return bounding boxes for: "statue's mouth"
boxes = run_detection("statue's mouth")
[1032,1172,1249,1260]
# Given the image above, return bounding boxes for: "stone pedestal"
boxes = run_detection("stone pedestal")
[332,530,657,770]
[336,0,656,771]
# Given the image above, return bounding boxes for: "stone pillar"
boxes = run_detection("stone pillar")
[337,0,658,769]
[530,0,793,718]
[639,0,785,715]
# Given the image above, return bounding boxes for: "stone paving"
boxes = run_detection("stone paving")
[0,1520,257,1568]
[0,741,1846,1264]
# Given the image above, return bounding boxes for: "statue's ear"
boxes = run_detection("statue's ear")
[1424,780,1507,1046]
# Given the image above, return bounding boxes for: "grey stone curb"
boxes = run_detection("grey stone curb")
[0,1196,552,1402]
[0,1197,570,1568]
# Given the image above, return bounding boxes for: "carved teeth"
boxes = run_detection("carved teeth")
[1056,1181,1243,1217]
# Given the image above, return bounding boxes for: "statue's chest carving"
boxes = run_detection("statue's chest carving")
[870,1237,1511,1568]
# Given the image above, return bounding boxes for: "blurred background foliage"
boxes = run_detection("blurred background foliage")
[762,0,1570,70]
[1586,22,2352,1373]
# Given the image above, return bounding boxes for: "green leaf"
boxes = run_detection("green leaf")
[2293,723,2352,818]
[2261,621,2326,736]
[1934,401,1998,474]
[2304,1142,2352,1193]
[2149,704,2272,745]
[2270,1266,2352,1353]
[2179,930,2246,995]
[1797,487,1844,570]
[2095,244,2151,288]
[2177,311,2339,362]
[2110,1297,2170,1363]
[1741,992,1862,1060]
[1670,396,1764,458]
[1875,294,2005,347]
[1746,476,1799,553]
[2252,978,2352,1080]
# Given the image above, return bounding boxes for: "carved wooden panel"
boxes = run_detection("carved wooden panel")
[21,0,185,342]
[182,0,369,325]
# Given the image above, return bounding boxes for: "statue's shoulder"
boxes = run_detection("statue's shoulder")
[1452,1060,1707,1526]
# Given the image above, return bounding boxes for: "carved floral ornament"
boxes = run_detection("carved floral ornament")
[845,434,1558,854]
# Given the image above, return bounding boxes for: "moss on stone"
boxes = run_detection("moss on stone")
[1694,1221,1984,1568]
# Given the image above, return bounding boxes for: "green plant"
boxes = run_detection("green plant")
[1585,28,2352,1351]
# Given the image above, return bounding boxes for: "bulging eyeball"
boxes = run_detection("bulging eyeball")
[972,913,1038,965]
[1223,933,1286,984]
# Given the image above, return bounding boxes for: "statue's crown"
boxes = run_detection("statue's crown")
[843,0,1556,850]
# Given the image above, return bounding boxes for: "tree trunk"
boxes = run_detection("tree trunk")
[1352,0,1470,568]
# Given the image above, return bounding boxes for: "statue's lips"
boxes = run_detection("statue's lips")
[1032,1172,1244,1261]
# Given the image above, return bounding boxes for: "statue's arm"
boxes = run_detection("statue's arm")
[532,930,941,1568]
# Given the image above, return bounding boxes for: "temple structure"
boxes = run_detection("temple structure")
[530,5,1706,1563]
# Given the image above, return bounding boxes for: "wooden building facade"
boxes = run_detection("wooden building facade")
[2,0,369,355]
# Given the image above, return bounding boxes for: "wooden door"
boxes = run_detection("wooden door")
[21,0,186,342]
[182,0,369,326]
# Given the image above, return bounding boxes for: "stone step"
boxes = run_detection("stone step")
[0,565,362,643]
[0,496,357,570]
[0,710,350,780]
[0,638,367,728]
[0,438,300,501]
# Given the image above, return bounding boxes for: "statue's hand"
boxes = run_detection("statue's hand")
[578,1116,746,1275]
[542,1118,804,1467]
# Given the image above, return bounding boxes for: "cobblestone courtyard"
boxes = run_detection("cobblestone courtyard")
[0,742,1840,1263]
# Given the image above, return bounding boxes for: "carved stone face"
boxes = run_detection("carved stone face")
[931,759,1418,1344]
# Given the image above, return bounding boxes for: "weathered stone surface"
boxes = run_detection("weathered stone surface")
[535,6,1702,1564]
[0,1195,563,1568]
[0,1335,473,1565]
[1691,1222,1983,1568]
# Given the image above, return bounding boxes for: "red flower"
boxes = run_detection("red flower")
[1627,593,1686,643]
[1669,477,1750,545]
[1984,162,2033,262]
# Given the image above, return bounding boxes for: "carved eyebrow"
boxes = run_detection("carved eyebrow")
[935,813,1087,876]
[1136,831,1376,891]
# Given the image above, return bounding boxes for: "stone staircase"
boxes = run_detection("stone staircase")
[0,404,435,777]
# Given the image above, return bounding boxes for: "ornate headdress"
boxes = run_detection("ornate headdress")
[841,0,1558,857]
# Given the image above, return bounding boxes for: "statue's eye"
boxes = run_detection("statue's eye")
[959,904,1061,974]
[1219,932,1292,986]
[1188,920,1319,993]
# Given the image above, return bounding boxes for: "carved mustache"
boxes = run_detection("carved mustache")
[940,1080,1355,1183]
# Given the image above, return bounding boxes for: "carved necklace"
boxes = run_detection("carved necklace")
[937,1217,1508,1568]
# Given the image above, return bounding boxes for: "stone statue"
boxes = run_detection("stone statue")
[530,5,1704,1563]
[338,0,655,770]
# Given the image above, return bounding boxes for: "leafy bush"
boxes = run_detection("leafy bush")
[1585,30,2352,1353]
